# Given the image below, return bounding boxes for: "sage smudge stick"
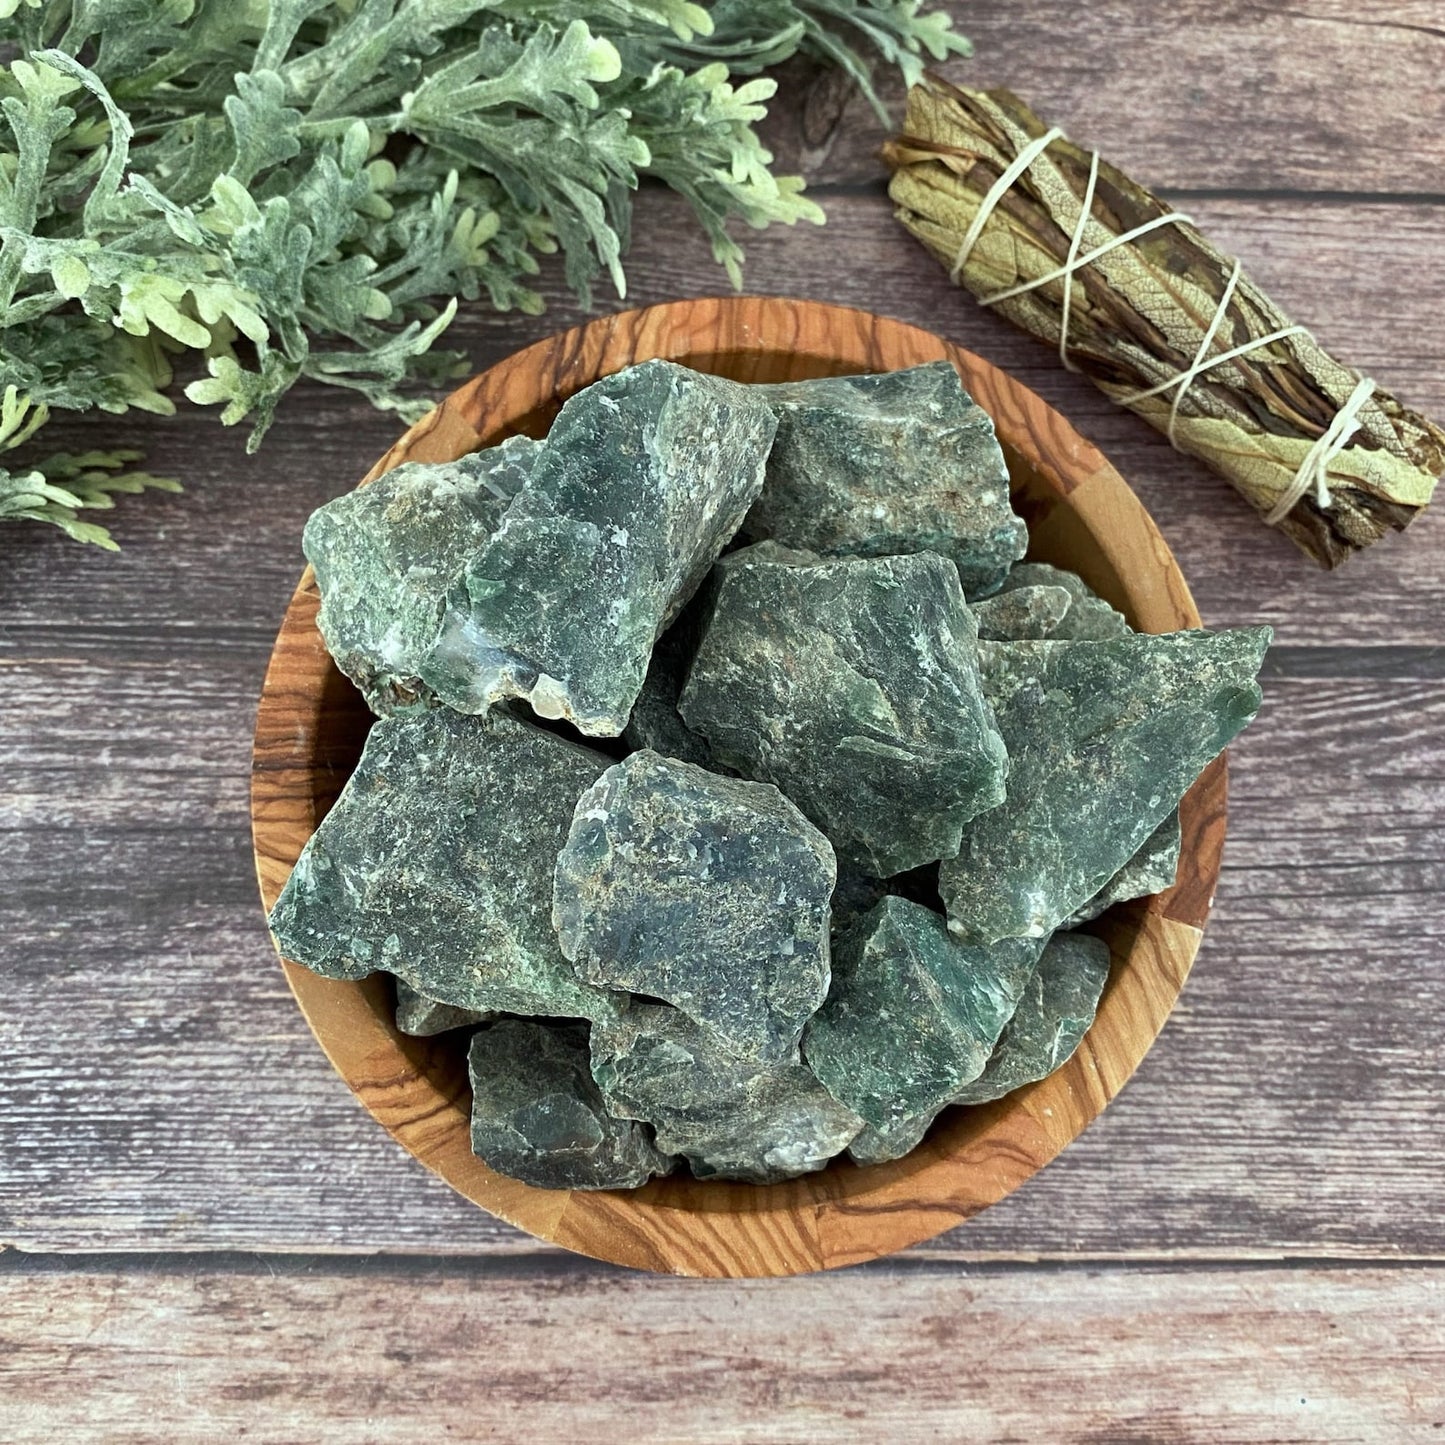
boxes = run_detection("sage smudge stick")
[884,77,1445,567]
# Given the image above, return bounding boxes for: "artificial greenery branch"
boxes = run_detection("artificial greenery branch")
[0,0,968,548]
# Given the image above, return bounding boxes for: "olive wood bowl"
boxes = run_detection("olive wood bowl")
[251,295,1224,1278]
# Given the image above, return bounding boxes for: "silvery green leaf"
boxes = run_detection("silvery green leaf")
[0,0,972,545]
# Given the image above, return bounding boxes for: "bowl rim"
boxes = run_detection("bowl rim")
[251,294,1224,1278]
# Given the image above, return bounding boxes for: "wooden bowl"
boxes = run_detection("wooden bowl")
[251,296,1223,1278]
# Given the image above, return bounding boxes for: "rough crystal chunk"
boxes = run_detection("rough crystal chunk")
[993,562,1131,640]
[1065,810,1183,926]
[743,363,1026,595]
[848,1113,935,1167]
[304,439,538,713]
[425,360,777,735]
[394,978,491,1037]
[591,1006,862,1184]
[553,750,835,1062]
[804,896,1042,1132]
[976,564,1181,925]
[846,930,1112,1162]
[971,583,1073,641]
[269,707,617,1021]
[467,1020,672,1190]
[680,542,1008,875]
[940,628,1270,944]
[954,931,1112,1104]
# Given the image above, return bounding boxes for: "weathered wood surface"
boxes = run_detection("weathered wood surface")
[2,0,1444,1428]
[2,1258,1441,1443]
[761,0,1445,193]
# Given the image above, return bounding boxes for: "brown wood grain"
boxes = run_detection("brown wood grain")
[2,1258,1440,1443]
[250,296,1217,1277]
[760,0,1445,193]
[2,3,1444,1419]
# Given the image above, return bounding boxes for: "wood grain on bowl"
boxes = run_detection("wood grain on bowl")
[251,295,1224,1278]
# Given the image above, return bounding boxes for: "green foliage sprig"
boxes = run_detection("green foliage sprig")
[0,0,968,547]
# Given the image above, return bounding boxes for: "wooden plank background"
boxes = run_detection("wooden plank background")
[3,1257,1440,1443]
[2,2,1443,1438]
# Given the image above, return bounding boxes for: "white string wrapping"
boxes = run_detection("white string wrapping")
[1264,375,1378,523]
[1120,319,1309,407]
[949,126,1062,282]
[951,122,1373,525]
[976,149,1197,375]
[1051,149,1097,371]
[1143,259,1243,445]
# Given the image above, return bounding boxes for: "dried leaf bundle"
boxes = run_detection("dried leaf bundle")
[885,78,1444,567]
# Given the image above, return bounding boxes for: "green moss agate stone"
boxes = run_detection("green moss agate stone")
[552,750,835,1062]
[847,929,1113,1162]
[743,363,1027,596]
[848,1112,935,1166]
[940,628,1271,945]
[679,542,1008,876]
[467,1020,672,1190]
[304,439,538,713]
[425,360,777,736]
[803,896,1042,1133]
[971,583,1074,641]
[393,978,492,1037]
[1065,810,1183,926]
[976,566,1181,925]
[590,1006,862,1184]
[993,562,1131,640]
[953,931,1112,1105]
[268,707,618,1022]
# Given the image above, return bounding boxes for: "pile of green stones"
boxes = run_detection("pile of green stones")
[270,359,1271,1189]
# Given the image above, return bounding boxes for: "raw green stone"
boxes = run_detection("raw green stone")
[743,363,1026,595]
[590,1006,862,1184]
[803,896,1042,1132]
[467,1019,672,1190]
[971,583,1074,641]
[848,1113,934,1166]
[304,438,538,713]
[847,930,1113,1161]
[975,566,1181,925]
[269,707,618,1022]
[954,930,1112,1104]
[424,360,777,735]
[552,750,835,1062]
[940,628,1270,945]
[394,978,492,1037]
[679,542,1008,875]
[993,562,1131,640]
[1065,810,1182,926]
